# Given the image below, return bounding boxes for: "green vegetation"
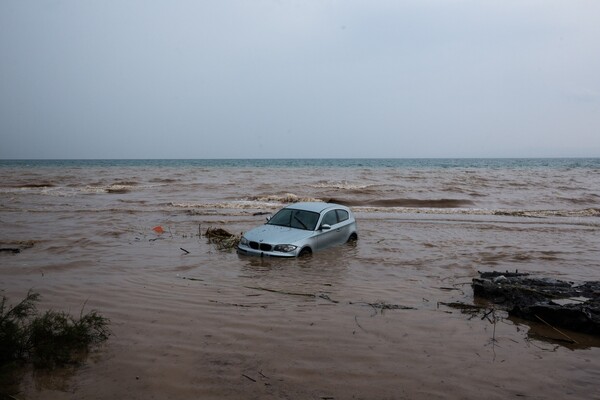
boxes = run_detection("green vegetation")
[0,290,110,368]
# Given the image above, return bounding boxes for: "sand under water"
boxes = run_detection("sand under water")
[1,160,599,399]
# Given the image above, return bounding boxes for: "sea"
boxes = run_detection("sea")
[1,158,599,399]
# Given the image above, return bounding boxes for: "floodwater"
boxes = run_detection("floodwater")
[1,161,599,399]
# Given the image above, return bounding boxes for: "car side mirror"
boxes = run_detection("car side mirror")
[320,224,331,230]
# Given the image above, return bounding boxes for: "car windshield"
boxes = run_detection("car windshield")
[267,208,320,231]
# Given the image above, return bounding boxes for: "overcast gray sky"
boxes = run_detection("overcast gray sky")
[1,0,599,159]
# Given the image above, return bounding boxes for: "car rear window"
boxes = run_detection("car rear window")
[336,209,349,222]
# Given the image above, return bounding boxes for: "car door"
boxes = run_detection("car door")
[316,209,344,251]
[334,209,353,243]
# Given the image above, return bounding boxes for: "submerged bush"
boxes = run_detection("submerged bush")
[0,290,39,364]
[0,290,110,368]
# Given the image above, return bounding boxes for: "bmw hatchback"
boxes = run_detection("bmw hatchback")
[237,202,358,257]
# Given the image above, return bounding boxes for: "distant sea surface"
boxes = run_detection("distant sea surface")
[1,158,599,215]
[2,157,600,169]
[1,158,599,399]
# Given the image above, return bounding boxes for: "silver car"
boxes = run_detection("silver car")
[238,202,358,257]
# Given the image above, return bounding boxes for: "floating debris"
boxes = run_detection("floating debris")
[205,227,241,250]
[0,240,35,254]
[438,301,489,317]
[350,301,415,316]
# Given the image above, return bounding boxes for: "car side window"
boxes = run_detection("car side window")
[336,209,349,222]
[322,210,338,226]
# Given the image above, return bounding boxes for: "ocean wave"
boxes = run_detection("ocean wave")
[83,183,138,194]
[9,199,599,222]
[170,193,323,211]
[1,183,139,196]
[492,208,600,218]
[113,180,140,186]
[246,193,322,204]
[326,197,475,208]
[149,178,180,183]
[558,194,600,205]
[171,200,284,210]
[170,201,600,222]
[352,206,600,219]
[309,181,373,190]
[118,199,148,204]
[0,186,79,197]
[13,182,57,188]
[105,184,133,194]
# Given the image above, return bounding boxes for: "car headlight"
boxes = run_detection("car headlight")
[240,237,249,246]
[274,244,297,253]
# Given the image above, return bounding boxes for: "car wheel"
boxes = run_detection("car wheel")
[298,247,312,257]
[347,233,358,243]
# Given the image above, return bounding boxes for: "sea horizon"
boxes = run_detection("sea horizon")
[2,156,599,170]
[1,156,599,160]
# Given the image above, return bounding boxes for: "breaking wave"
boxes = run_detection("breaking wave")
[246,193,322,204]
[105,184,134,194]
[326,197,475,208]
[15,182,57,188]
[309,181,373,190]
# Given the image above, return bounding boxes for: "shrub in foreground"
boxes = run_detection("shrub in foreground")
[0,290,110,368]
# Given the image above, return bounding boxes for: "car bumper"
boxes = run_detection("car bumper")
[237,245,298,258]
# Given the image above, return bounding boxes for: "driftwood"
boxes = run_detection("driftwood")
[472,271,600,335]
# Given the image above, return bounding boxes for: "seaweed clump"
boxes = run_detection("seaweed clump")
[0,290,110,368]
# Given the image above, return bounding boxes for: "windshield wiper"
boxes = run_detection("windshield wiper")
[294,216,308,230]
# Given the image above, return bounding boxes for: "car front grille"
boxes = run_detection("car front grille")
[249,241,272,251]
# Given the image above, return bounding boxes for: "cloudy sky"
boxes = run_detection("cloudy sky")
[1,0,599,159]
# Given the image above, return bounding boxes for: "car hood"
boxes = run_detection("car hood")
[243,224,314,244]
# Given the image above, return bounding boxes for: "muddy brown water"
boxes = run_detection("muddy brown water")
[1,163,599,399]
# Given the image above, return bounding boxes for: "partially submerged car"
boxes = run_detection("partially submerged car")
[238,202,358,257]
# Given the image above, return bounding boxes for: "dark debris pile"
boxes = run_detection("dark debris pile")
[473,271,600,335]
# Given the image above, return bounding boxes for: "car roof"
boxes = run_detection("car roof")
[285,202,347,213]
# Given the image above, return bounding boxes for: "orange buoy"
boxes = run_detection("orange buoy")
[152,226,165,234]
